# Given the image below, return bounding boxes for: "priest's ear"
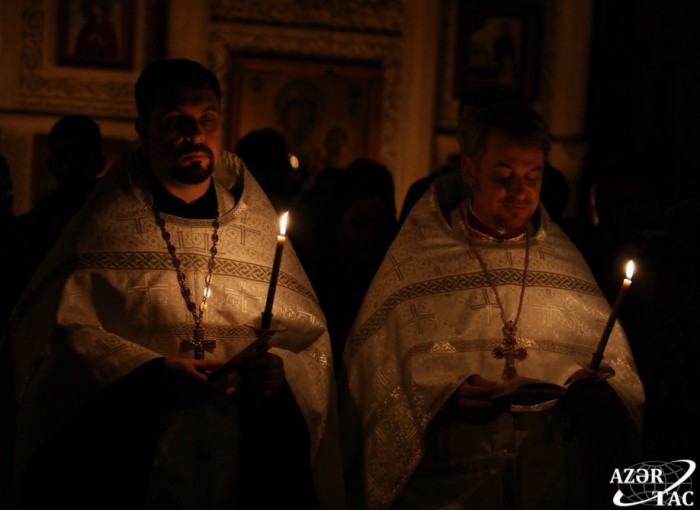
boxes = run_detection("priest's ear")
[461,155,477,187]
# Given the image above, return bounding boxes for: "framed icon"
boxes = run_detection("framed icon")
[56,0,135,69]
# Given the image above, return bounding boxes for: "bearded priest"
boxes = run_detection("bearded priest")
[1,59,342,509]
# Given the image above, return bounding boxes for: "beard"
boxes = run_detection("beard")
[171,142,215,184]
[171,162,214,184]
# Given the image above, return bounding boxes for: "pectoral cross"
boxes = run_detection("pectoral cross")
[180,325,216,360]
[492,321,527,380]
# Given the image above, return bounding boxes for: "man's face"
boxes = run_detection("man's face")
[462,132,544,232]
[139,84,222,187]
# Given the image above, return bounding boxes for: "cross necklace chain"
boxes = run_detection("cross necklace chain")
[153,206,220,360]
[469,228,530,380]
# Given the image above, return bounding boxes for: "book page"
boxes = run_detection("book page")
[491,376,567,406]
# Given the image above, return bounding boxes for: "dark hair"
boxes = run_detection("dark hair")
[80,0,112,20]
[457,86,522,153]
[345,158,396,206]
[49,115,103,154]
[460,101,551,161]
[235,128,289,174]
[134,59,221,119]
[458,86,521,116]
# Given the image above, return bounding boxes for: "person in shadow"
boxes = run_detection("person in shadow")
[618,224,699,460]
[235,127,300,213]
[0,153,14,230]
[292,159,398,372]
[1,115,106,332]
[575,149,665,302]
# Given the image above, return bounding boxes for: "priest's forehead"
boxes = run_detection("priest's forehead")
[151,85,221,114]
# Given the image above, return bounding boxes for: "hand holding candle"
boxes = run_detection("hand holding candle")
[590,260,635,371]
[262,212,288,330]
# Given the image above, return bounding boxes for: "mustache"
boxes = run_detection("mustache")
[176,142,214,159]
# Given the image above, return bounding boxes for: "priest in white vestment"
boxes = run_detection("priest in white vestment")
[341,102,644,510]
[1,59,343,509]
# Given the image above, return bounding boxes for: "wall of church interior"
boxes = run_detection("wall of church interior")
[2,0,696,219]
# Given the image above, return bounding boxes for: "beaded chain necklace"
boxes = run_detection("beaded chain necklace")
[153,206,220,359]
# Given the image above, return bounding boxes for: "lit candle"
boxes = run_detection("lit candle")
[261,212,288,329]
[590,260,635,370]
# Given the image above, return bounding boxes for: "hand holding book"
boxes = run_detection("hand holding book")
[490,364,615,408]
[564,366,617,414]
[204,328,287,399]
[208,328,280,383]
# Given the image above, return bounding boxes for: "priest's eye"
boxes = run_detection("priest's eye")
[526,171,542,184]
[494,172,512,183]
[200,114,220,130]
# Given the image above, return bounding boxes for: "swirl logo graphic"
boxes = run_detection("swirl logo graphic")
[611,460,695,507]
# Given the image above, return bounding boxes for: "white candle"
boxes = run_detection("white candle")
[591,260,635,369]
[262,212,288,329]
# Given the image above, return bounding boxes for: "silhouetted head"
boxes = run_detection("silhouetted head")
[48,115,105,191]
[334,159,397,263]
[236,128,297,211]
[236,128,291,182]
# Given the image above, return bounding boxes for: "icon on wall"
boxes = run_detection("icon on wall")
[56,0,135,69]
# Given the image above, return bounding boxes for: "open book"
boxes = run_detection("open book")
[490,367,615,407]
[208,329,279,382]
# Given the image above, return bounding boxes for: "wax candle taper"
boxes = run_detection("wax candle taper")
[261,212,288,329]
[590,260,634,370]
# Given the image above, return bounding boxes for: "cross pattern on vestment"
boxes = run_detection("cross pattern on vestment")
[180,325,216,360]
[117,210,152,234]
[408,215,428,241]
[492,321,528,380]
[225,282,262,312]
[469,289,501,325]
[570,262,579,277]
[176,231,212,253]
[296,308,314,323]
[386,254,412,281]
[533,289,562,326]
[66,288,87,307]
[128,273,169,300]
[536,245,556,260]
[229,213,261,246]
[399,303,436,334]
[94,338,128,363]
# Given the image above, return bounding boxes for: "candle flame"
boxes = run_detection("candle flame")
[288,154,299,169]
[625,260,635,280]
[279,212,289,236]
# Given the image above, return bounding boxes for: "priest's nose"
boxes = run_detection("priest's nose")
[175,116,204,142]
[507,176,528,198]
